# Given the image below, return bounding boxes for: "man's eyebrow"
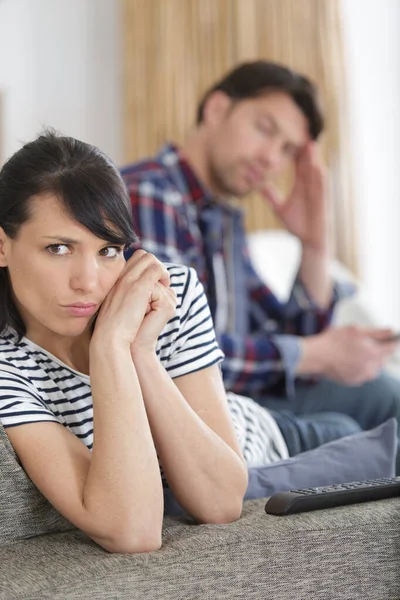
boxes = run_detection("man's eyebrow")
[259,113,279,133]
[261,113,303,152]
[42,236,80,244]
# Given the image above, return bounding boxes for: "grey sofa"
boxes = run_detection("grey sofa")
[1,417,400,600]
[1,497,399,600]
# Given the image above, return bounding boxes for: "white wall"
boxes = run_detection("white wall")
[0,0,123,164]
[1,0,399,328]
[341,0,400,329]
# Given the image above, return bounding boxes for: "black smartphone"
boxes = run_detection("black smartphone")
[380,333,400,343]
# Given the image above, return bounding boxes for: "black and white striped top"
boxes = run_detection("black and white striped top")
[0,264,288,466]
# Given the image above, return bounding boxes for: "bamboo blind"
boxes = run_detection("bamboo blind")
[123,0,357,273]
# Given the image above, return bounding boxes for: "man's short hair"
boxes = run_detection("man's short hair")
[196,61,324,140]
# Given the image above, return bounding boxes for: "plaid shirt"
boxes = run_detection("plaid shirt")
[122,144,345,398]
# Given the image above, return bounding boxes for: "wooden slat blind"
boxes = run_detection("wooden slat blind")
[123,0,357,273]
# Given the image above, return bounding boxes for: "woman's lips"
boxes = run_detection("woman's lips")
[62,304,98,317]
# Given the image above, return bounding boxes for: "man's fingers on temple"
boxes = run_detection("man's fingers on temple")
[261,183,283,208]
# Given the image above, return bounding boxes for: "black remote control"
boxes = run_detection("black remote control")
[265,476,400,516]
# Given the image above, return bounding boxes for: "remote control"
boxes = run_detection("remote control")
[265,476,400,516]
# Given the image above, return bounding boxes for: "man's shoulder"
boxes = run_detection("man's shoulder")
[121,144,182,198]
[121,156,167,182]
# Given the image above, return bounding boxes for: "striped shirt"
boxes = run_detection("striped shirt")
[0,264,288,466]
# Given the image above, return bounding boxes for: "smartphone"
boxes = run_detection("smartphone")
[380,333,400,343]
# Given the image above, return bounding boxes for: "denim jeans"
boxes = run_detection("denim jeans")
[255,373,400,474]
[270,409,361,456]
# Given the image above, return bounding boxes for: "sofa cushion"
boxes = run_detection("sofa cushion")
[0,421,74,547]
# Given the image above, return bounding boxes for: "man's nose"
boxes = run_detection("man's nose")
[259,140,283,171]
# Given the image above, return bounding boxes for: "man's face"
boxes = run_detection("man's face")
[204,91,310,197]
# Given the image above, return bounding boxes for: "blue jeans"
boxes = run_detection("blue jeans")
[271,410,361,456]
[255,373,400,474]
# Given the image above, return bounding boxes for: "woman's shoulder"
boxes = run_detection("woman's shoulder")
[164,262,208,324]
[156,263,223,377]
[0,330,67,388]
[0,333,47,408]
[0,331,42,380]
[164,263,202,301]
[165,262,194,282]
[0,330,28,367]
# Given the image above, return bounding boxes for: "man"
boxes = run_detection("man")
[122,61,400,465]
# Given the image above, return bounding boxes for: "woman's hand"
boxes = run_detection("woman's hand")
[92,250,171,347]
[130,281,177,357]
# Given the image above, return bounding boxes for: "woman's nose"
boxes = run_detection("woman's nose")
[69,258,98,293]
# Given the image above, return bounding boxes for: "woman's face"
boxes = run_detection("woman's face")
[0,194,126,341]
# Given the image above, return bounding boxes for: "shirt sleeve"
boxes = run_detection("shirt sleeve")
[283,272,355,335]
[164,267,224,378]
[223,243,355,398]
[0,365,59,428]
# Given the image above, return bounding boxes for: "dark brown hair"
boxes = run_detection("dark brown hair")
[196,61,324,140]
[0,129,137,337]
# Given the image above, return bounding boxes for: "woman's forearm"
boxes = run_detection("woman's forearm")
[132,352,247,524]
[84,336,163,552]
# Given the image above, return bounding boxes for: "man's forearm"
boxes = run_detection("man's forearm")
[296,334,327,375]
[298,244,333,309]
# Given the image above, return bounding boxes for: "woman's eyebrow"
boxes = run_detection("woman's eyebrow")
[42,236,80,244]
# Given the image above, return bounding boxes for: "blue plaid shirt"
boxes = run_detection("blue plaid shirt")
[122,144,345,398]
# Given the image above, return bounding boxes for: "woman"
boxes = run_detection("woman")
[0,131,248,554]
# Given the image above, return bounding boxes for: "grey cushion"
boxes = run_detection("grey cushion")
[0,421,74,546]
[165,418,397,514]
[245,417,397,500]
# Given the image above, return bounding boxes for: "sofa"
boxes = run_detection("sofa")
[1,497,400,600]
[1,407,399,600]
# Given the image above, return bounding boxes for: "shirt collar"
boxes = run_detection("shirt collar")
[156,143,243,217]
[156,143,211,209]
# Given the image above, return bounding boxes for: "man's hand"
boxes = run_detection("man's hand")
[261,142,329,253]
[297,326,399,386]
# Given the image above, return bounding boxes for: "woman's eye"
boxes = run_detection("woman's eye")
[46,244,70,255]
[99,246,123,258]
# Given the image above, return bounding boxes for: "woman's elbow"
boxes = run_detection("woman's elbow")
[199,470,248,524]
[93,525,163,554]
[196,494,244,525]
